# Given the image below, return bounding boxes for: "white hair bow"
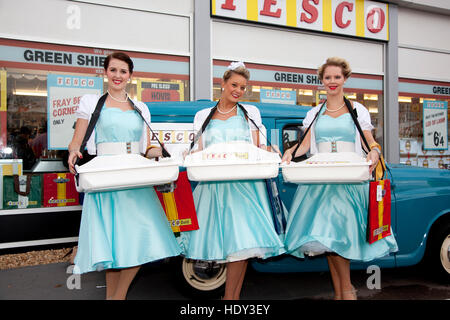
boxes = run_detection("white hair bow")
[227,61,246,70]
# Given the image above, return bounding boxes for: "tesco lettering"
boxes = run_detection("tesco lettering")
[214,0,389,40]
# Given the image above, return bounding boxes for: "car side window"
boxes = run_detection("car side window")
[282,123,304,153]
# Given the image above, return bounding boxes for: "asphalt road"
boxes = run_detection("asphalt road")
[1,259,449,301]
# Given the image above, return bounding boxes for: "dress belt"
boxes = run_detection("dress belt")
[317,141,355,153]
[97,141,140,155]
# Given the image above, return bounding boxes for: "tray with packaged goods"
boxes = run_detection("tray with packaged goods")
[75,154,180,193]
[183,142,281,182]
[281,152,371,183]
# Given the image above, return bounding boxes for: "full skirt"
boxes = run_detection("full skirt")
[74,186,181,274]
[179,180,286,263]
[284,183,398,262]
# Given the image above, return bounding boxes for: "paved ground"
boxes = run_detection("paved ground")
[1,259,449,301]
[1,260,448,319]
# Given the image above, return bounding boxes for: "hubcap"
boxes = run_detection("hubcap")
[182,259,227,291]
[440,235,450,274]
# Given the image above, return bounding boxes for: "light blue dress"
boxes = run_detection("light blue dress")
[284,109,398,261]
[179,108,286,262]
[74,107,181,274]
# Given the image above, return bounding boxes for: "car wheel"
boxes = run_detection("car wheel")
[177,257,226,298]
[440,234,450,274]
[426,221,450,283]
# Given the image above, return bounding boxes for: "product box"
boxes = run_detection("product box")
[2,174,42,209]
[0,159,23,209]
[417,141,449,156]
[435,148,450,156]
[43,173,80,207]
[417,141,428,156]
[0,159,23,175]
[399,156,418,167]
[399,139,418,155]
[417,156,440,169]
[435,156,448,169]
[154,171,199,233]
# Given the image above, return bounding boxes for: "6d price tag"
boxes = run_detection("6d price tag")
[423,100,448,150]
[433,131,445,147]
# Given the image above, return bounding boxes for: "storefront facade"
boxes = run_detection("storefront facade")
[0,0,193,249]
[202,0,393,156]
[396,7,450,169]
[197,0,449,168]
[0,0,449,249]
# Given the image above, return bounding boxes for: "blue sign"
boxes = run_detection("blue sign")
[423,100,448,150]
[260,89,296,105]
[47,74,103,149]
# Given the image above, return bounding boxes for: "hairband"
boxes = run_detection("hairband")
[227,61,246,70]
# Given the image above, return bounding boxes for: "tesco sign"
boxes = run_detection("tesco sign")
[212,0,389,41]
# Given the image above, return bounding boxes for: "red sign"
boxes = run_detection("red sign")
[138,81,184,102]
[141,88,180,102]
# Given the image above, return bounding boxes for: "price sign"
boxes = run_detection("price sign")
[423,100,448,150]
[47,74,103,149]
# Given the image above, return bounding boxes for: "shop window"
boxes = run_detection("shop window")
[1,67,189,210]
[399,96,449,169]
[2,70,189,158]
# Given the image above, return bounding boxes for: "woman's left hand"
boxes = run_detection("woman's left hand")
[145,146,163,159]
[367,149,380,174]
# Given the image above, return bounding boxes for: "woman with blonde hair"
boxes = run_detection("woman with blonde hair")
[282,57,398,300]
[180,61,285,300]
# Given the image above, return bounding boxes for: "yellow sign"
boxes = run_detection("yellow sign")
[0,70,6,112]
[212,0,389,41]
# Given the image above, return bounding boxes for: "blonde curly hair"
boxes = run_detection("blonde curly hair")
[223,66,250,82]
[318,57,352,80]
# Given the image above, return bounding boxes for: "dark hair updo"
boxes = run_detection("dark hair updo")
[104,52,134,74]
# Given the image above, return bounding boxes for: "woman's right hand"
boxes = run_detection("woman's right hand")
[68,149,82,174]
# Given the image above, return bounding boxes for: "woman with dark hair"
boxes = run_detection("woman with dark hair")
[67,52,181,300]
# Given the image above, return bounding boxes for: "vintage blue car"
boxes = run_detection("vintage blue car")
[148,100,450,297]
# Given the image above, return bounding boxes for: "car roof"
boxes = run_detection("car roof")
[145,100,312,118]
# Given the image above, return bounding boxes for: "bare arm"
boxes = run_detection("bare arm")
[190,135,204,153]
[362,130,380,174]
[281,130,312,164]
[67,118,89,174]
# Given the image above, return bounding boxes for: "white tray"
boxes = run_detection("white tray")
[184,142,281,182]
[281,152,371,183]
[75,154,179,193]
